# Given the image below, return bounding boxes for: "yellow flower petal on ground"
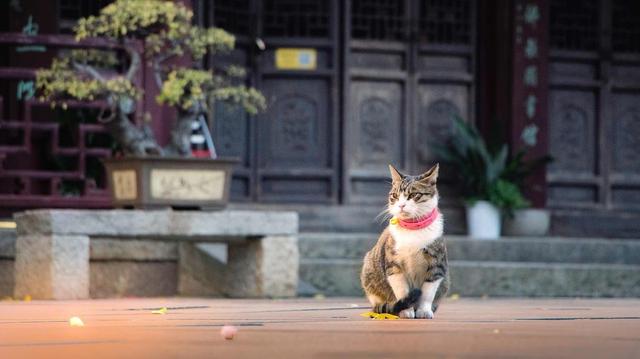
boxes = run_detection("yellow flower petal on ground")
[449,293,460,300]
[360,311,377,318]
[23,295,32,302]
[152,307,168,315]
[359,312,399,320]
[69,316,84,327]
[374,313,399,320]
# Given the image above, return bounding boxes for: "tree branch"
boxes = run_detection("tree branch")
[152,58,164,90]
[151,47,181,89]
[71,61,106,83]
[123,42,141,82]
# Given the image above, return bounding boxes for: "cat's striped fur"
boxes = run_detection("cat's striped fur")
[360,163,449,319]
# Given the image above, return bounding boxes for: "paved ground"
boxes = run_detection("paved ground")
[1,297,639,358]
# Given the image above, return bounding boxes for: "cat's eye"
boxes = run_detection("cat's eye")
[389,193,398,200]
[411,193,422,201]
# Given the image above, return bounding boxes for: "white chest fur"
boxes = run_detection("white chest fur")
[389,215,444,253]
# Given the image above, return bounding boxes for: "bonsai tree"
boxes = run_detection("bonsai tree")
[36,0,265,157]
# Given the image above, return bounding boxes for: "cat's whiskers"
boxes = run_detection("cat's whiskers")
[375,206,393,224]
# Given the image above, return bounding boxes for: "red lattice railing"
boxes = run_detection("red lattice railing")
[0,34,138,214]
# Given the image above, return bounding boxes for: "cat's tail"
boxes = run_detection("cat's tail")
[372,288,422,315]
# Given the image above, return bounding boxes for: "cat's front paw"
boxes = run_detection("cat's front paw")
[415,308,434,319]
[398,307,415,319]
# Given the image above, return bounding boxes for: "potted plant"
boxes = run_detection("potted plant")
[36,0,265,209]
[433,117,528,239]
[501,146,552,236]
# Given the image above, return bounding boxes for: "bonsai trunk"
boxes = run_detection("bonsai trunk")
[103,109,163,156]
[163,109,197,157]
[103,107,202,158]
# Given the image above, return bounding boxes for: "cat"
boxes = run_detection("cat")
[360,163,449,319]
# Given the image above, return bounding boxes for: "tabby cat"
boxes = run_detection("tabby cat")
[360,163,449,319]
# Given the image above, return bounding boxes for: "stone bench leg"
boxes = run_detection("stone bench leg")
[225,235,298,298]
[14,235,90,300]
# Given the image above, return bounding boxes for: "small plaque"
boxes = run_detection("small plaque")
[112,170,137,200]
[275,48,317,70]
[150,169,225,201]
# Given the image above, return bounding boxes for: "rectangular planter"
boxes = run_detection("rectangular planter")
[103,156,237,209]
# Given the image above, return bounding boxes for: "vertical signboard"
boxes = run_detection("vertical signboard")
[511,0,549,207]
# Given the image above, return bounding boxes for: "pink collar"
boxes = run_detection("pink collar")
[391,208,440,230]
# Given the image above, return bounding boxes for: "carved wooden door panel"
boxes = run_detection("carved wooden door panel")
[548,0,640,211]
[343,0,475,204]
[256,0,340,203]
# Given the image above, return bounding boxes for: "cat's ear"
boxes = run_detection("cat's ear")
[418,163,439,183]
[388,164,405,183]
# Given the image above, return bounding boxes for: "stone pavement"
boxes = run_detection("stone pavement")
[0,298,639,358]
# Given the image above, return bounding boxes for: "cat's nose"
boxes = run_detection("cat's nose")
[399,203,406,209]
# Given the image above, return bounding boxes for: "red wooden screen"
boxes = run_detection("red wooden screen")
[0,34,135,215]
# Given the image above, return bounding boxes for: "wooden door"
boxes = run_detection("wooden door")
[343,0,476,204]
[203,0,340,203]
[548,0,640,211]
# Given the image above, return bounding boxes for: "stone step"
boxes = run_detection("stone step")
[299,233,640,265]
[229,203,467,234]
[299,258,640,298]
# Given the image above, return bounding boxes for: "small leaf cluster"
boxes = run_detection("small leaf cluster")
[36,58,139,108]
[75,0,192,41]
[68,49,119,68]
[156,68,265,115]
[76,0,234,61]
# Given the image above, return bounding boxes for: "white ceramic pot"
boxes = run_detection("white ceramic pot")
[466,200,501,239]
[503,208,550,236]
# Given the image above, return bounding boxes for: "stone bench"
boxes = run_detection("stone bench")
[13,209,298,300]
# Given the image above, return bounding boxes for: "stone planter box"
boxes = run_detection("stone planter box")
[103,156,237,209]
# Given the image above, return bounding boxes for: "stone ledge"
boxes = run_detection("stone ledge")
[15,209,298,239]
[91,239,179,261]
[0,230,16,258]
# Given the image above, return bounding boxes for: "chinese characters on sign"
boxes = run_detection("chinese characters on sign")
[512,0,548,206]
[516,2,543,147]
[16,15,47,102]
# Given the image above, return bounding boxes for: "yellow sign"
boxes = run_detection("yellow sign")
[112,170,137,200]
[275,48,317,70]
[0,221,16,229]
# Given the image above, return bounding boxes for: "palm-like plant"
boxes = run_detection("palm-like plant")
[432,117,531,216]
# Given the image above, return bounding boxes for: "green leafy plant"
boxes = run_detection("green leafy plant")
[432,116,530,216]
[487,179,529,215]
[36,0,265,157]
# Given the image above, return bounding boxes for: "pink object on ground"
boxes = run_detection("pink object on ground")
[220,325,238,340]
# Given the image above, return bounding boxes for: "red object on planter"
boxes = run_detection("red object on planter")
[191,149,211,158]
